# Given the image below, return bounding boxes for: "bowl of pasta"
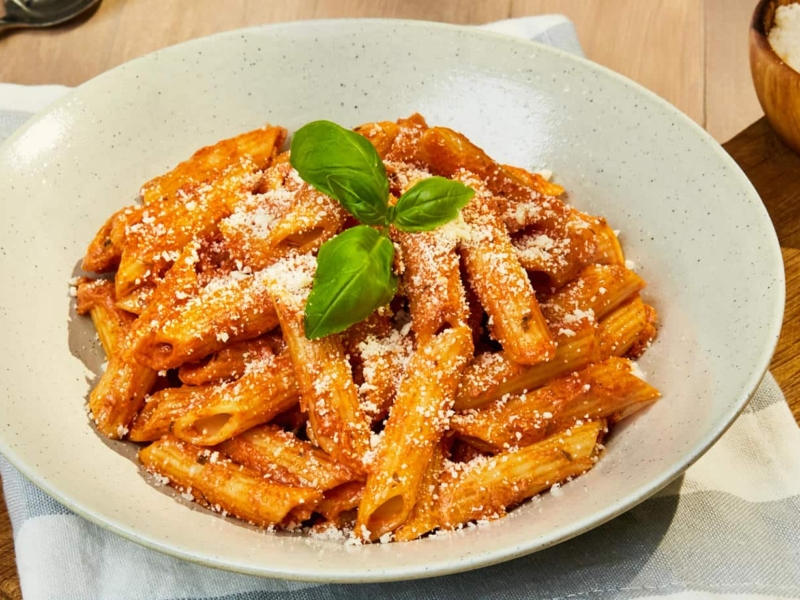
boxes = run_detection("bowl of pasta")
[0,19,784,581]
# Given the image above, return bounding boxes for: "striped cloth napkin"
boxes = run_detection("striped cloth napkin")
[1,15,799,600]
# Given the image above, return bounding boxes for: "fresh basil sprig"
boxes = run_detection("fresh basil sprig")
[290,121,389,226]
[290,120,475,339]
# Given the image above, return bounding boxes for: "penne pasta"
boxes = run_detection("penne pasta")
[169,352,299,446]
[627,303,658,359]
[76,114,662,542]
[512,209,598,290]
[347,320,414,423]
[383,113,429,164]
[501,164,565,198]
[597,295,658,360]
[178,334,280,386]
[264,255,371,473]
[315,481,365,527]
[114,284,156,315]
[89,342,158,439]
[220,169,346,271]
[454,326,598,411]
[391,224,468,340]
[134,268,280,370]
[451,358,660,452]
[389,162,468,341]
[76,278,135,358]
[438,420,605,529]
[354,120,402,158]
[140,126,287,206]
[592,218,625,265]
[139,435,321,527]
[117,127,287,298]
[218,424,356,491]
[541,264,645,342]
[115,191,230,299]
[455,171,555,365]
[356,324,473,541]
[393,440,447,542]
[82,206,135,273]
[418,126,569,233]
[128,386,198,442]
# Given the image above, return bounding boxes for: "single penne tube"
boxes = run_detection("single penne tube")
[83,262,184,440]
[314,481,365,527]
[392,440,447,542]
[438,420,604,529]
[170,352,300,446]
[217,424,357,491]
[388,160,468,341]
[263,255,371,473]
[456,172,555,365]
[134,268,280,371]
[451,358,660,452]
[89,347,158,439]
[76,278,135,358]
[597,296,658,360]
[541,264,646,338]
[454,326,598,411]
[139,435,321,528]
[139,125,287,205]
[391,225,468,340]
[82,205,136,273]
[417,126,569,232]
[592,218,625,265]
[564,362,658,430]
[129,386,199,442]
[356,325,473,541]
[221,184,345,271]
[178,334,279,386]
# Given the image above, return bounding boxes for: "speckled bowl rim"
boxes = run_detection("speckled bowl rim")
[0,18,785,582]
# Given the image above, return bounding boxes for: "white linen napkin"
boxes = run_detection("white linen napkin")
[1,15,799,600]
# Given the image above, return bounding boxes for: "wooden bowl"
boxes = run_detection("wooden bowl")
[751,0,800,154]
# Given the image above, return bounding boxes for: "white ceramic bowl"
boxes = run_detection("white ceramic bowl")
[0,20,784,582]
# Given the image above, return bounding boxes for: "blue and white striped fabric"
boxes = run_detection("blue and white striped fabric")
[1,16,799,600]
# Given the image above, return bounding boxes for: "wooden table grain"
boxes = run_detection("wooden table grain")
[0,1,795,597]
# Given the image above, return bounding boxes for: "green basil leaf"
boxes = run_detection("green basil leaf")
[290,121,389,226]
[392,177,475,232]
[304,225,397,339]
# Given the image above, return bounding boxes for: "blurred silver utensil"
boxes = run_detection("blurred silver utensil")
[0,0,101,33]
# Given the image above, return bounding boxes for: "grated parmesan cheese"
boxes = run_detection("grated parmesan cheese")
[769,4,800,73]
[630,360,647,381]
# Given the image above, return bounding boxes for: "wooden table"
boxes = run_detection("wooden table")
[1,1,797,597]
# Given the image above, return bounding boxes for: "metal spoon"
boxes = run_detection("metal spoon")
[0,0,101,33]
